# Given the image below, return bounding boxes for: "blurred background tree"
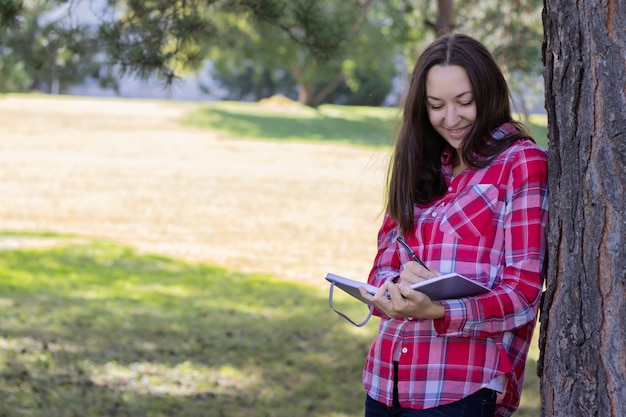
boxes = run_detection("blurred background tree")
[0,0,115,94]
[0,0,543,109]
[207,0,412,106]
[457,0,544,116]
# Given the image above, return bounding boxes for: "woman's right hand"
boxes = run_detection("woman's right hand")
[397,261,440,285]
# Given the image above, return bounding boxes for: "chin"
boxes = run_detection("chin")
[445,140,463,149]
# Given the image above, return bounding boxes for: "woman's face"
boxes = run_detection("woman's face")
[425,64,477,151]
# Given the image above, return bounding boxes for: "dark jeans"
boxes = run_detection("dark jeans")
[365,389,497,417]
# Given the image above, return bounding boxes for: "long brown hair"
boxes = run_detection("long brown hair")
[388,33,531,234]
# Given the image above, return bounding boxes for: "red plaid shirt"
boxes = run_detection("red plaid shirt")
[363,127,548,417]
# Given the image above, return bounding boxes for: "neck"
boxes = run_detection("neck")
[453,153,467,176]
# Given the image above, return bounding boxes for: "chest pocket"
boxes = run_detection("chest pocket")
[439,184,505,240]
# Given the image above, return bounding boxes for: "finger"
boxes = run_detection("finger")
[402,262,432,279]
[387,284,405,302]
[385,285,418,318]
[403,263,442,281]
[400,286,430,303]
[373,282,392,299]
[396,283,413,299]
[429,268,442,278]
[387,284,412,302]
[357,283,390,310]
[398,266,422,284]
[358,286,375,302]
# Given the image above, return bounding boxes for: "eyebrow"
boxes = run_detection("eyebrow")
[426,91,473,101]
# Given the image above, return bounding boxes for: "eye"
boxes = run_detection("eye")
[428,104,443,110]
[460,99,475,107]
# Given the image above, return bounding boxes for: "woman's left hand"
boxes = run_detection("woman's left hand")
[359,282,445,320]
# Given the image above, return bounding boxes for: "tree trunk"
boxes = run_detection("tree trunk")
[539,1,626,416]
[297,82,313,106]
[311,72,345,106]
[425,0,456,36]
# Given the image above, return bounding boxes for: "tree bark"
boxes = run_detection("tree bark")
[539,1,626,416]
[425,0,455,36]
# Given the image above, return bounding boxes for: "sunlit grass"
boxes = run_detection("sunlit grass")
[181,101,400,147]
[182,100,548,149]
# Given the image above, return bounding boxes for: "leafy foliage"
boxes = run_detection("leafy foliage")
[1,0,355,94]
[0,0,544,109]
[0,0,24,27]
[98,0,219,84]
[456,0,544,114]
[0,1,114,93]
[207,0,406,106]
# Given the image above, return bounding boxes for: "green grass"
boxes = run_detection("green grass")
[0,235,376,417]
[0,234,540,416]
[182,101,399,147]
[182,100,548,149]
[0,230,79,238]
[526,113,549,149]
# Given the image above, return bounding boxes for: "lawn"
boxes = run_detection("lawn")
[0,97,546,416]
[181,100,549,149]
[0,234,375,417]
[0,234,540,417]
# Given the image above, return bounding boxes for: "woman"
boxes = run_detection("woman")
[359,34,548,417]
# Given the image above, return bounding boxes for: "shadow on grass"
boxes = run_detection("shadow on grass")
[0,240,375,417]
[182,106,397,148]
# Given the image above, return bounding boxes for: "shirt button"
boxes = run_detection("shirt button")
[402,348,408,354]
[448,186,453,192]
[407,317,413,321]
[431,212,437,217]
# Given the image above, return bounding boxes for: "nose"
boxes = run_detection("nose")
[445,105,460,125]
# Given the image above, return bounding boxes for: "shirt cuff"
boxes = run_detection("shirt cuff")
[433,299,468,336]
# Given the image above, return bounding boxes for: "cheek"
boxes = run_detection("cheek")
[464,106,477,122]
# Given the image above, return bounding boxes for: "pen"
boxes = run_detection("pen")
[397,236,430,271]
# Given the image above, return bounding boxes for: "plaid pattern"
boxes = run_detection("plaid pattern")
[363,128,548,417]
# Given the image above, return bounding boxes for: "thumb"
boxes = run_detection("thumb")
[398,284,428,302]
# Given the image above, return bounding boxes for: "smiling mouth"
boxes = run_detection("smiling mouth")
[447,127,469,136]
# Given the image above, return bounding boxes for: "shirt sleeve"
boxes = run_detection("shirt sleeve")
[434,146,548,338]
[367,211,402,317]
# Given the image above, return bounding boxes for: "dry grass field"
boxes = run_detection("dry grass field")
[0,95,389,289]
